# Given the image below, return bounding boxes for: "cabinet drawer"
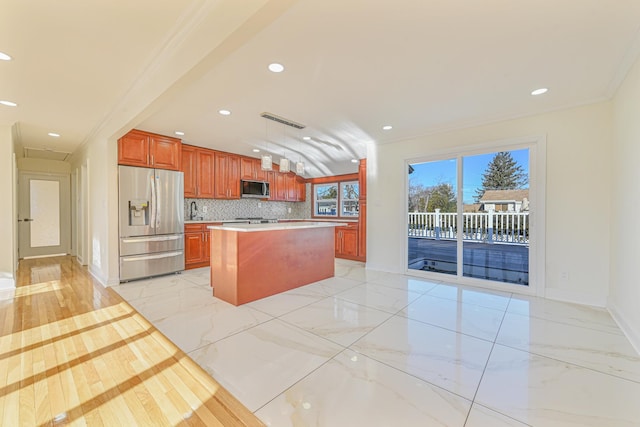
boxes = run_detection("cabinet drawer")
[185,224,205,232]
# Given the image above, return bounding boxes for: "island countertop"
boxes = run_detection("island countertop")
[207,221,342,232]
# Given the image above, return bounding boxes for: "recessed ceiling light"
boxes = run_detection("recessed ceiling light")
[0,100,17,107]
[48,133,60,137]
[252,148,260,153]
[219,109,231,116]
[0,52,11,61]
[268,63,284,73]
[174,131,185,136]
[351,159,359,163]
[302,136,311,141]
[531,88,548,96]
[382,125,393,130]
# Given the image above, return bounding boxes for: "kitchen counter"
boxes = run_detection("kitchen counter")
[209,222,336,305]
[207,222,341,232]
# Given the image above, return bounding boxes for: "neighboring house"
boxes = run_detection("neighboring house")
[463,203,482,213]
[479,189,529,212]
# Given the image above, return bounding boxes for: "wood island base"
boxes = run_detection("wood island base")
[209,224,336,306]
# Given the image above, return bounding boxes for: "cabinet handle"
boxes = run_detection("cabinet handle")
[151,154,154,165]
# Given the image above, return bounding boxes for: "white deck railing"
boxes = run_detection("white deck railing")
[408,210,529,245]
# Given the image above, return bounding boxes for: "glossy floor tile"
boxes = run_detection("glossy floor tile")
[113,259,640,426]
[400,293,505,341]
[279,297,392,346]
[351,315,494,399]
[256,349,472,427]
[476,345,640,427]
[188,319,343,412]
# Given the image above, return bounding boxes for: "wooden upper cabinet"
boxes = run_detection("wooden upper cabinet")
[240,157,267,181]
[182,145,198,198]
[182,145,215,198]
[118,129,181,171]
[118,130,149,167]
[296,177,307,202]
[198,150,215,198]
[214,152,241,199]
[285,173,297,201]
[150,135,181,170]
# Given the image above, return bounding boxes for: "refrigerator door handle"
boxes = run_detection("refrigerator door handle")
[121,235,182,243]
[121,251,183,262]
[149,173,157,229]
[155,175,162,229]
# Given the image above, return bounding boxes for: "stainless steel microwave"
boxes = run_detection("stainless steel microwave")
[241,180,270,198]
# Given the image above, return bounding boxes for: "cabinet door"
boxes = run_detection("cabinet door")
[335,228,342,253]
[198,150,215,198]
[214,152,240,199]
[203,229,211,262]
[150,135,181,171]
[253,159,267,181]
[182,146,198,198]
[185,232,204,265]
[214,153,228,198]
[274,172,287,201]
[227,154,241,199]
[240,157,255,180]
[118,130,149,167]
[296,178,306,202]
[342,228,359,256]
[285,173,297,201]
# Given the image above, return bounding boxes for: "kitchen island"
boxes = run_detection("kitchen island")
[208,222,340,305]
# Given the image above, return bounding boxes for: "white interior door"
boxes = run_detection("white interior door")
[18,173,71,258]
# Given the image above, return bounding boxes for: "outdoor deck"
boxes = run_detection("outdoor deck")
[408,238,529,285]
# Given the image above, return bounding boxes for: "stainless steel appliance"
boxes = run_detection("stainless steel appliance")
[241,180,270,198]
[234,217,278,224]
[118,165,184,281]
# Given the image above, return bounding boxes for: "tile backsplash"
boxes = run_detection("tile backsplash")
[184,184,311,221]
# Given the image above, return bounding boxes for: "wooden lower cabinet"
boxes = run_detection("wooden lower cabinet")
[185,223,217,269]
[335,224,359,259]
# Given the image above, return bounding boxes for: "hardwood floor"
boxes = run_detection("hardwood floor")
[0,256,264,426]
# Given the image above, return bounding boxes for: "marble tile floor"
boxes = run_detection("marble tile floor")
[112,260,640,427]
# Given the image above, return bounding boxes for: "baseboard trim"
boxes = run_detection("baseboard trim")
[0,275,16,290]
[544,288,607,308]
[88,265,107,288]
[608,300,640,356]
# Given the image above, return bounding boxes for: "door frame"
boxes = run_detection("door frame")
[404,135,546,297]
[18,171,71,259]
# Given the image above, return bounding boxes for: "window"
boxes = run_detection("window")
[314,183,338,217]
[340,181,359,217]
[313,181,360,218]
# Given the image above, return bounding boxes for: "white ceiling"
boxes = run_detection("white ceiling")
[2,0,640,177]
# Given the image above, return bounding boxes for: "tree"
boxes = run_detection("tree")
[409,182,456,212]
[475,151,527,202]
[427,183,456,212]
[408,183,430,212]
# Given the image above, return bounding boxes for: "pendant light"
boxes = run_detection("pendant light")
[261,119,273,171]
[279,123,291,173]
[295,133,305,175]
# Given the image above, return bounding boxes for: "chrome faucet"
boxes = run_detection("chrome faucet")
[190,201,198,220]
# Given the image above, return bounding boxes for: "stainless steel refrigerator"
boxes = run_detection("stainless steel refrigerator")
[118,165,184,281]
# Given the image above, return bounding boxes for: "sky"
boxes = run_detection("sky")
[409,149,529,204]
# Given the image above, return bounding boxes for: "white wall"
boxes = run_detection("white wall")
[0,125,17,289]
[69,137,120,286]
[368,101,612,306]
[17,157,71,174]
[609,55,640,353]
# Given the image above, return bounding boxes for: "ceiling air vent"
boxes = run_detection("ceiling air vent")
[260,112,306,129]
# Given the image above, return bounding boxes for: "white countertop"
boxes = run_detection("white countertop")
[207,222,343,232]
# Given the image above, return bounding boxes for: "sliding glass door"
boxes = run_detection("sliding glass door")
[408,147,530,287]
